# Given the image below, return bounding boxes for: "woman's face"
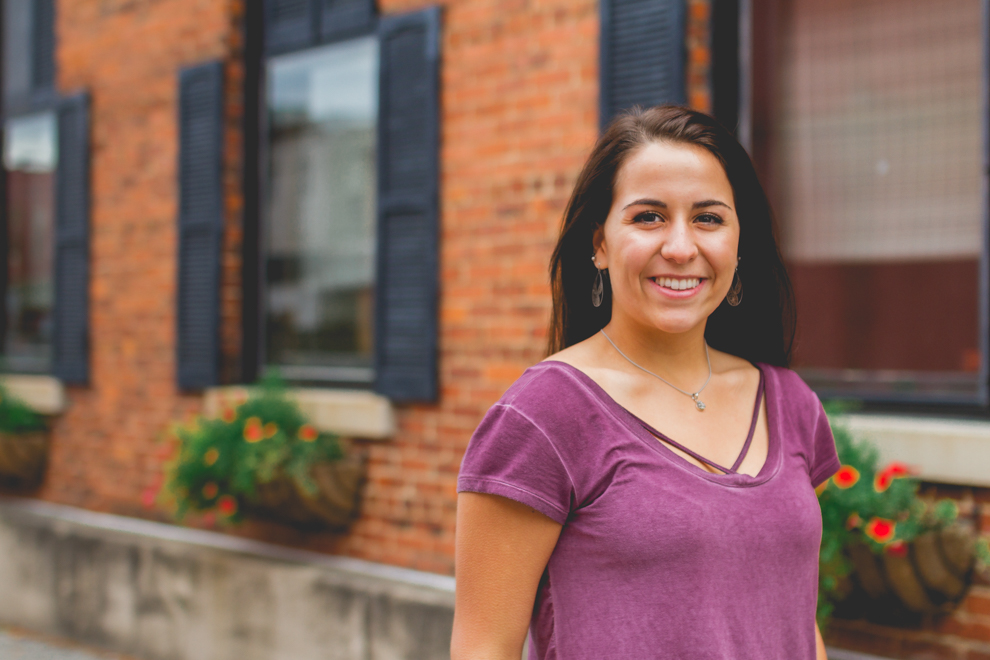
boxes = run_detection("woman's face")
[593,140,740,336]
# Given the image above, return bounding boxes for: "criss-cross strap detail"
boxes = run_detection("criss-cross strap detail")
[640,369,766,476]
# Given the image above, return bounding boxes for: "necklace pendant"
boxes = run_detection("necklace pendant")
[692,394,706,411]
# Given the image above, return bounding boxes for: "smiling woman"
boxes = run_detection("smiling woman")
[452,106,838,660]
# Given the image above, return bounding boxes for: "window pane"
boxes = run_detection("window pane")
[752,0,983,399]
[265,37,378,382]
[3,112,57,373]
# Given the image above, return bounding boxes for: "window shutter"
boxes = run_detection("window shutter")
[264,0,317,54]
[31,0,55,91]
[320,0,375,41]
[52,93,90,384]
[599,0,686,129]
[176,61,224,391]
[374,7,440,403]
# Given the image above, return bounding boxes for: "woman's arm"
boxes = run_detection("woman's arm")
[815,621,827,659]
[451,492,563,660]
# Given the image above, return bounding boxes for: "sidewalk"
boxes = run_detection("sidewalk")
[0,627,139,660]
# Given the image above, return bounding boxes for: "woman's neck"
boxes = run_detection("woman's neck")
[599,315,710,381]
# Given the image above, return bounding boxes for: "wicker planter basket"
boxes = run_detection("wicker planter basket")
[246,453,366,530]
[838,522,978,625]
[0,430,48,485]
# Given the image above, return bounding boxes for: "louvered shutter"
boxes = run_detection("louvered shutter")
[31,0,55,91]
[264,0,317,54]
[176,62,224,390]
[373,7,440,403]
[599,0,686,129]
[320,0,375,41]
[52,93,90,384]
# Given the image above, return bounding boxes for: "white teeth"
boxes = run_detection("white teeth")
[655,277,700,290]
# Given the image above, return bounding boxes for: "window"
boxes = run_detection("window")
[0,0,91,384]
[748,0,986,403]
[3,112,56,373]
[226,1,439,400]
[264,37,379,384]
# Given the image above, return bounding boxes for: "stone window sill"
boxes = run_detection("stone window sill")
[203,386,395,440]
[844,413,990,487]
[0,374,66,415]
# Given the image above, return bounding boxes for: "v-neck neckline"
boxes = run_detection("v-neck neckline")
[538,360,782,488]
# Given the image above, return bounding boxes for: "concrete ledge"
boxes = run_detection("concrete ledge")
[0,497,453,660]
[204,387,395,440]
[0,375,66,415]
[844,414,990,487]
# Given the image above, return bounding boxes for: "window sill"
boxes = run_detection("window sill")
[203,386,395,440]
[844,413,990,487]
[0,374,66,415]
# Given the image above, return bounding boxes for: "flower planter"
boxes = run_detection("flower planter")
[839,522,978,624]
[246,453,366,530]
[0,430,48,485]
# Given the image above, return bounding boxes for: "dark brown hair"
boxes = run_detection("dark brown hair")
[546,105,795,366]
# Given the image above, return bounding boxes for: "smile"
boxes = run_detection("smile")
[650,277,702,291]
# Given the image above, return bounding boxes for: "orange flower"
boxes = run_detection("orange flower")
[263,422,279,439]
[243,416,264,443]
[832,465,860,489]
[298,424,318,442]
[217,495,238,516]
[203,448,219,466]
[845,512,862,530]
[865,517,896,543]
[221,407,236,423]
[885,540,908,557]
[201,482,219,500]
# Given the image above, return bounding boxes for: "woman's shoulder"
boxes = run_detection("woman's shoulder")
[499,357,601,412]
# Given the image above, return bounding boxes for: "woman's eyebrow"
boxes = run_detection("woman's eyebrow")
[622,198,733,211]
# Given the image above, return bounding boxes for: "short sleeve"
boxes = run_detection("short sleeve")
[809,401,841,488]
[457,403,574,524]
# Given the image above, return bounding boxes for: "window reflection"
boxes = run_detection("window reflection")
[3,112,56,373]
[265,37,378,382]
[752,0,982,399]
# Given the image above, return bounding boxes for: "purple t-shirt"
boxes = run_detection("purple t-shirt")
[457,360,840,660]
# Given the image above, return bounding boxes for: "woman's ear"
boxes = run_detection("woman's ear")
[592,224,607,268]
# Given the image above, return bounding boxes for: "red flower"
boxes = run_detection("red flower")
[874,462,914,492]
[263,422,279,439]
[221,408,236,423]
[885,540,908,557]
[141,486,158,509]
[201,482,219,500]
[885,462,912,478]
[298,424,319,442]
[865,517,896,543]
[845,512,862,530]
[832,465,860,489]
[243,417,264,443]
[217,495,238,516]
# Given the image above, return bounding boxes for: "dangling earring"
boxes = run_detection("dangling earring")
[591,254,605,307]
[727,267,743,306]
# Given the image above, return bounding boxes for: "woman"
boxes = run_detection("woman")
[452,106,840,660]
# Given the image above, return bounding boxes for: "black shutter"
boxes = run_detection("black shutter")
[176,62,224,390]
[264,0,317,54]
[599,0,686,129]
[52,93,90,384]
[320,0,375,41]
[374,7,440,403]
[31,0,55,91]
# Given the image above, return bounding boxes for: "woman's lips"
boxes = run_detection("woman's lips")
[649,276,705,298]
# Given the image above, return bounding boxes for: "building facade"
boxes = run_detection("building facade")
[1,0,988,657]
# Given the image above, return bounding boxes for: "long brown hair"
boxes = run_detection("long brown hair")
[546,105,795,366]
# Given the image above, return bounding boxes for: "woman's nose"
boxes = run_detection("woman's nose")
[659,221,698,263]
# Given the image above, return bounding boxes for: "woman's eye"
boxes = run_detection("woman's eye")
[634,211,663,224]
[696,213,724,225]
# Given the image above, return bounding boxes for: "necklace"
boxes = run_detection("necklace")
[599,329,712,411]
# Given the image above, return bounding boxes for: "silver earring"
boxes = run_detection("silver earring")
[727,267,743,306]
[591,254,606,308]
